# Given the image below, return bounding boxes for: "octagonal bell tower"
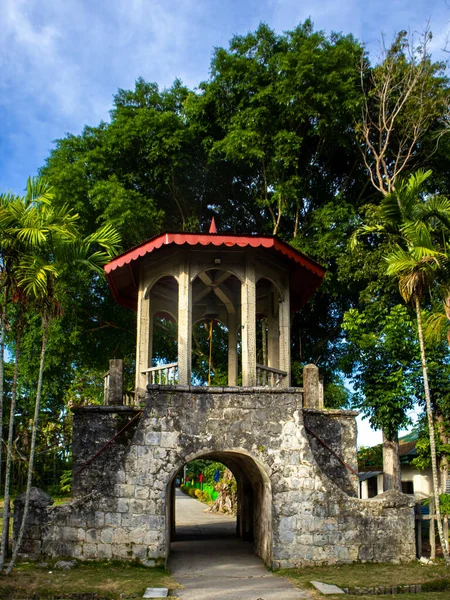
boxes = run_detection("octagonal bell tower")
[105,221,325,398]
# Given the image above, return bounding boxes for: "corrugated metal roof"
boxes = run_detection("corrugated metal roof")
[358,471,382,482]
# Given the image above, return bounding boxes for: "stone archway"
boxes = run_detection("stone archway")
[166,450,273,566]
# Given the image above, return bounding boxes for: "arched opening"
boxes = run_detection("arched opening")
[255,278,285,386]
[147,276,178,384]
[191,320,231,386]
[191,269,242,386]
[166,451,272,566]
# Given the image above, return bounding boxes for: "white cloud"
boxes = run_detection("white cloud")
[0,0,449,193]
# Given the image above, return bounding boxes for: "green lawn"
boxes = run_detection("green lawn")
[0,557,449,599]
[277,561,450,599]
[0,560,178,599]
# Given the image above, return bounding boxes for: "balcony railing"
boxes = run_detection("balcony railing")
[142,362,179,386]
[256,363,287,387]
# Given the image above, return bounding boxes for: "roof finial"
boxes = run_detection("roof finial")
[209,217,217,234]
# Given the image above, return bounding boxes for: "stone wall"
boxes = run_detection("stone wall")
[13,488,53,556]
[303,408,359,497]
[16,386,416,567]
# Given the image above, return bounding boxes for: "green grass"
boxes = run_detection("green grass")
[276,561,450,599]
[0,560,178,599]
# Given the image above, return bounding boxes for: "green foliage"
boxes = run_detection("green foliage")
[292,361,350,409]
[358,28,449,196]
[184,459,225,485]
[191,321,230,386]
[342,304,420,438]
[412,418,450,471]
[59,470,72,494]
[357,445,383,470]
[203,461,225,485]
[422,494,450,516]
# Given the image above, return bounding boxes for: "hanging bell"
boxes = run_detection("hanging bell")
[203,292,220,320]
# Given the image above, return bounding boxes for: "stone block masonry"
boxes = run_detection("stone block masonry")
[15,387,416,567]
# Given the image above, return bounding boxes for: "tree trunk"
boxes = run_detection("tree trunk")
[415,297,450,563]
[436,414,448,494]
[0,311,5,490]
[0,326,21,571]
[430,495,436,560]
[382,430,402,491]
[6,320,48,574]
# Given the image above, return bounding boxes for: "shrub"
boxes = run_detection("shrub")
[198,490,211,503]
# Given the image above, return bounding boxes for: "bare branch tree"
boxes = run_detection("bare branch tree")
[358,28,449,196]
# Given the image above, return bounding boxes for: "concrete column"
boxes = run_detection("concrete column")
[228,312,238,386]
[278,290,291,387]
[303,364,323,408]
[267,290,279,369]
[178,263,192,386]
[360,479,369,499]
[377,474,384,495]
[135,287,151,399]
[241,261,256,387]
[107,359,124,406]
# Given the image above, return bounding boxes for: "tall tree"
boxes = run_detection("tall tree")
[358,29,449,196]
[188,20,366,236]
[350,170,450,490]
[386,230,450,562]
[342,304,420,490]
[0,179,120,573]
[0,179,55,568]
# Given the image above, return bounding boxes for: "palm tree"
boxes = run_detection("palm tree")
[375,170,450,560]
[0,180,55,569]
[350,171,438,492]
[0,179,120,573]
[351,169,450,486]
[386,238,450,563]
[358,169,450,559]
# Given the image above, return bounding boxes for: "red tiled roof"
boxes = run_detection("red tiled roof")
[105,232,326,311]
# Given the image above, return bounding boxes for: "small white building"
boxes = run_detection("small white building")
[358,437,433,500]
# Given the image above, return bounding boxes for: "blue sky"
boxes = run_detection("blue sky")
[1,0,447,445]
[1,0,449,197]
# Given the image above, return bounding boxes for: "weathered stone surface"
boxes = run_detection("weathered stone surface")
[303,364,323,409]
[303,409,359,496]
[311,581,345,594]
[143,589,169,598]
[54,560,77,570]
[13,488,53,557]
[15,388,415,568]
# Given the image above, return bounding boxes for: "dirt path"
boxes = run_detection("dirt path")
[169,489,312,600]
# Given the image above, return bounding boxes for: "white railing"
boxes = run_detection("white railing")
[142,362,179,385]
[103,370,110,404]
[256,363,287,388]
[122,392,135,405]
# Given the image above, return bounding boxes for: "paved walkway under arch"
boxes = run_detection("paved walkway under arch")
[169,489,312,600]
